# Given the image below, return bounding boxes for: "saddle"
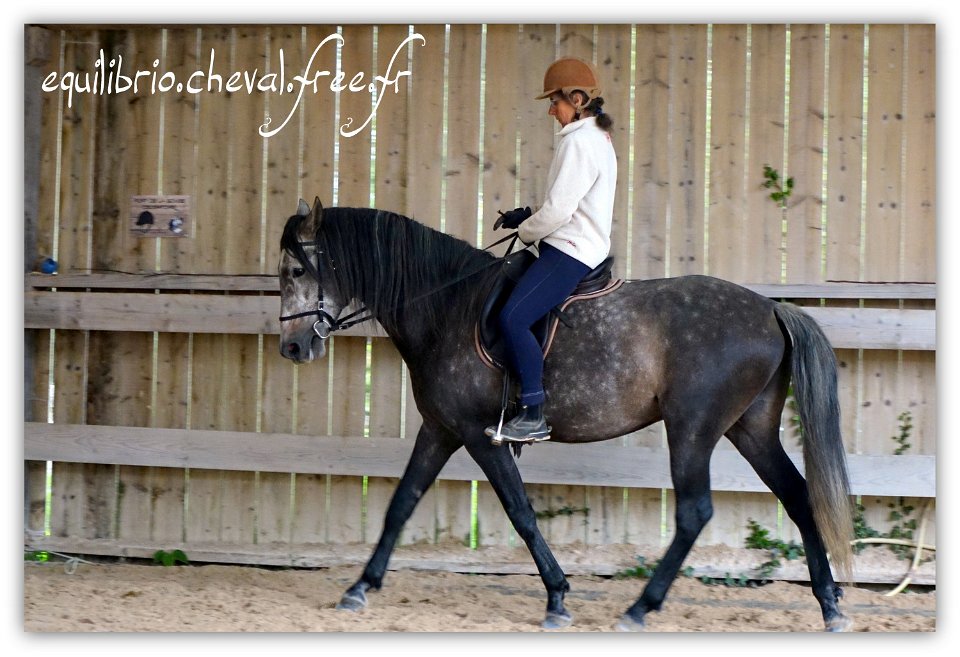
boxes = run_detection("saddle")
[475,249,623,371]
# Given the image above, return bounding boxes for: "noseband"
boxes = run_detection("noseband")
[278,240,372,340]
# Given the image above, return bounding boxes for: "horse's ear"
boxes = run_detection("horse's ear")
[296,198,311,217]
[308,197,324,231]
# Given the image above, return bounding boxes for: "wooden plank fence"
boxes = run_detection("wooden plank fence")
[24,23,936,579]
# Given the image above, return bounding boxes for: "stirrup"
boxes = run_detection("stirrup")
[485,417,552,446]
[488,430,551,446]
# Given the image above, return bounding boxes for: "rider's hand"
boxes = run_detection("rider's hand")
[494,206,533,230]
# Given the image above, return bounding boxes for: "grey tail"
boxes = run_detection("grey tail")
[774,302,854,582]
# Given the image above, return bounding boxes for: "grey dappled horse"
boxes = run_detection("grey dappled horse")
[277,198,855,632]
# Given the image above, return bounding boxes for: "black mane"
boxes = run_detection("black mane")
[282,207,498,340]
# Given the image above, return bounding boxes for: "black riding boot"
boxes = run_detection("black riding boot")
[486,403,552,444]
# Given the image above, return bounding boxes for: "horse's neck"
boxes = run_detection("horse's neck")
[335,208,485,353]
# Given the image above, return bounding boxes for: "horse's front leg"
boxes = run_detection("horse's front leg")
[337,423,460,611]
[463,434,572,629]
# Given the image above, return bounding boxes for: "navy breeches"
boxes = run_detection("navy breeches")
[499,241,591,406]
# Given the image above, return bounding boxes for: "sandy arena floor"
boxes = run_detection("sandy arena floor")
[24,556,935,633]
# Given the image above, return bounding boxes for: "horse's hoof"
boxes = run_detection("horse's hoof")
[542,611,573,630]
[825,614,853,632]
[615,614,646,632]
[335,590,368,612]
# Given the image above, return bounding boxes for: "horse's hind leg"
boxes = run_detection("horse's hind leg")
[617,418,723,631]
[337,422,460,612]
[726,400,852,632]
[463,435,572,629]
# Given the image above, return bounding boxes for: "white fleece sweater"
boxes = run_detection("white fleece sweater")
[518,117,617,269]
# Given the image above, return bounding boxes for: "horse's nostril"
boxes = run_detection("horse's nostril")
[287,342,300,355]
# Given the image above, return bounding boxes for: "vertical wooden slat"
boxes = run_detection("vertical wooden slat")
[150,331,190,543]
[442,24,482,245]
[825,25,865,283]
[708,24,749,283]
[336,25,374,208]
[745,24,787,285]
[25,329,51,535]
[55,33,97,274]
[624,486,664,548]
[405,24,445,224]
[365,337,404,543]
[863,24,905,283]
[558,23,593,60]
[323,336,367,544]
[858,312,901,535]
[631,25,670,281]
[595,24,633,280]
[667,24,708,278]
[478,24,521,249]
[259,333,296,545]
[49,331,94,539]
[300,25,339,205]
[785,24,827,284]
[892,299,935,543]
[901,24,935,283]
[34,26,61,273]
[585,485,624,546]
[157,27,200,273]
[899,344,934,453]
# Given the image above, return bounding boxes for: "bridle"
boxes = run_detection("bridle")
[277,240,373,341]
[278,229,521,342]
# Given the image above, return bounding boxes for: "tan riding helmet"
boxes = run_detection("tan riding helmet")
[535,56,602,101]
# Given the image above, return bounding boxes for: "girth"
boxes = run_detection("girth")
[475,250,623,371]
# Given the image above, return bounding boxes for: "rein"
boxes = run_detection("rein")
[278,230,522,340]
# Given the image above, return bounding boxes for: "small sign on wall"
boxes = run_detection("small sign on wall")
[130,195,191,237]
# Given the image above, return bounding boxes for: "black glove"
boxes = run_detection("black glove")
[494,206,532,230]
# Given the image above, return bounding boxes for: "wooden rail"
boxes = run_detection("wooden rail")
[24,275,935,349]
[25,272,938,298]
[24,422,935,498]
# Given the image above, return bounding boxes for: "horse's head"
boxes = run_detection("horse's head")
[277,197,345,363]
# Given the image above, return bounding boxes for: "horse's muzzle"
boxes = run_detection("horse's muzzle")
[280,333,326,363]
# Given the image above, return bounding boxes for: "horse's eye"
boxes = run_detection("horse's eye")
[292,267,306,278]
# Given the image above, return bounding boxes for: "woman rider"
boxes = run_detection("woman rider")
[486,56,617,444]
